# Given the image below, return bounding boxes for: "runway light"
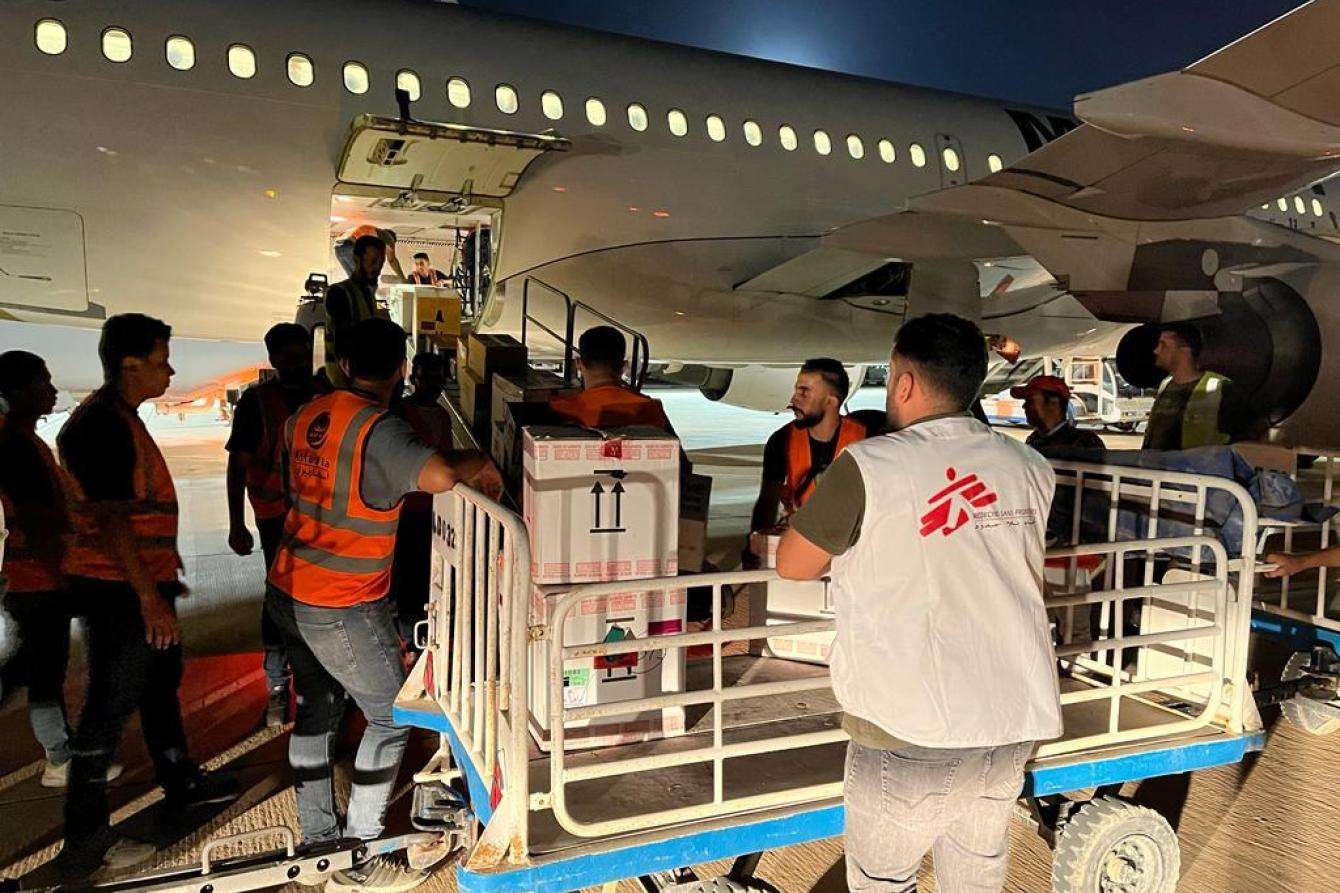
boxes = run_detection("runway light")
[674,311,686,316]
[96,146,118,156]
[628,206,639,212]
[1181,125,1196,133]
[264,188,279,199]
[259,249,282,257]
[552,186,567,193]
[653,209,670,218]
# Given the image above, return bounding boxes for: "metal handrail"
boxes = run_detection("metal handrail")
[521,277,651,389]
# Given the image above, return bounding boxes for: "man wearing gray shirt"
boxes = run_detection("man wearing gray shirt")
[266,319,499,892]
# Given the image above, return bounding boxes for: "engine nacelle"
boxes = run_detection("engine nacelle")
[694,364,868,412]
[1115,276,1322,426]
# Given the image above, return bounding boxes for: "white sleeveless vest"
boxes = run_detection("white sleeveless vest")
[830,416,1064,748]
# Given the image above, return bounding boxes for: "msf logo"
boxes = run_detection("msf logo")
[919,467,998,538]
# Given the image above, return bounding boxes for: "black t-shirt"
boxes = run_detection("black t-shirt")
[762,423,840,486]
[58,392,137,502]
[225,382,314,456]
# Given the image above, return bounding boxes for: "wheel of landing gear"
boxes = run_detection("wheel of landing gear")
[1051,796,1180,893]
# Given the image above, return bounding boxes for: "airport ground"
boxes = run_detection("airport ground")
[1,388,1337,891]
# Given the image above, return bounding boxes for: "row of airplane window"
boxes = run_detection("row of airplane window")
[1267,196,1326,218]
[31,18,1007,174]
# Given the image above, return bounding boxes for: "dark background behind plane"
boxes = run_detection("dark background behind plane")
[464,0,1300,108]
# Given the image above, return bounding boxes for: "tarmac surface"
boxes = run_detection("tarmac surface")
[1,389,1337,891]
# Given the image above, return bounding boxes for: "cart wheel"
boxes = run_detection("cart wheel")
[1051,797,1180,893]
[1280,648,1340,735]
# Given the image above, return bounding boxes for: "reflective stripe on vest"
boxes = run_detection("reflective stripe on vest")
[549,385,668,429]
[0,434,69,593]
[781,416,866,514]
[245,381,294,520]
[63,391,182,584]
[267,390,402,607]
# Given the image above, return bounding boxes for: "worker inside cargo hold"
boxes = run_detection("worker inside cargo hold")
[548,326,673,430]
[747,359,867,549]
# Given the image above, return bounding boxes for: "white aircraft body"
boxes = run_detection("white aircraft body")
[4,0,1340,442]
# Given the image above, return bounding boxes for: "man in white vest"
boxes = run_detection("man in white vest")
[777,313,1062,892]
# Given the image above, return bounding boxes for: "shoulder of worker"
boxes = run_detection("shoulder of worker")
[60,388,129,440]
[846,414,1054,472]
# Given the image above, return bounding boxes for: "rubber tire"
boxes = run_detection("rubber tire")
[1051,797,1180,893]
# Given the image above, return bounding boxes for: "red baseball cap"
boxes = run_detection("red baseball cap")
[1010,375,1071,400]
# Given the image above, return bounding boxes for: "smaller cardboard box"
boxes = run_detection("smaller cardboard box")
[678,472,713,573]
[490,371,575,483]
[466,333,528,386]
[523,426,680,584]
[528,584,688,750]
[457,367,489,433]
[416,293,462,347]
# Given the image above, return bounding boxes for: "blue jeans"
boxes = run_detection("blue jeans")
[266,588,409,843]
[844,739,1034,893]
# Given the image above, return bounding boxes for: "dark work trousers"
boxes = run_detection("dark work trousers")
[257,515,290,692]
[64,578,191,848]
[2,590,74,765]
[391,507,432,646]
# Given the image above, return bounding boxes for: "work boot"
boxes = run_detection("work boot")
[325,853,428,892]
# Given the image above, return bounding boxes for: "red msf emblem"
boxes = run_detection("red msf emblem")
[919,467,998,538]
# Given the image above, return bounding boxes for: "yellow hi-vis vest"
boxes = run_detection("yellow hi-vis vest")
[1158,371,1232,449]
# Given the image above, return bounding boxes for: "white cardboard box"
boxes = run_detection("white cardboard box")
[748,530,834,664]
[523,426,680,584]
[528,584,688,750]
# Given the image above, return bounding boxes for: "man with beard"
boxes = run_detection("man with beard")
[749,359,867,537]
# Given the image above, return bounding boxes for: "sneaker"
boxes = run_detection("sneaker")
[265,685,290,727]
[53,831,156,879]
[325,854,428,892]
[40,759,124,789]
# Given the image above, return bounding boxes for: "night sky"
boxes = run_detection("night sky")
[461,0,1301,109]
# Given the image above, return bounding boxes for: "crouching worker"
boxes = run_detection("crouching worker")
[777,313,1063,893]
[266,319,500,891]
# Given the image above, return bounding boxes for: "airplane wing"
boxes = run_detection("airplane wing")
[918,0,1340,222]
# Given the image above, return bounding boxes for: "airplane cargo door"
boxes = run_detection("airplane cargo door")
[334,114,569,319]
[336,114,569,201]
[934,133,966,189]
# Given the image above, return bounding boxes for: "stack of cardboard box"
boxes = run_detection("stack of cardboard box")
[459,333,527,434]
[522,425,688,750]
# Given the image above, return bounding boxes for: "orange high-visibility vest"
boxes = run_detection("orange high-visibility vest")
[549,384,670,430]
[63,391,182,584]
[0,433,70,593]
[268,390,403,607]
[245,381,297,521]
[780,416,866,514]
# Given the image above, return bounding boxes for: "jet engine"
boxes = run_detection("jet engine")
[1114,276,1321,426]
